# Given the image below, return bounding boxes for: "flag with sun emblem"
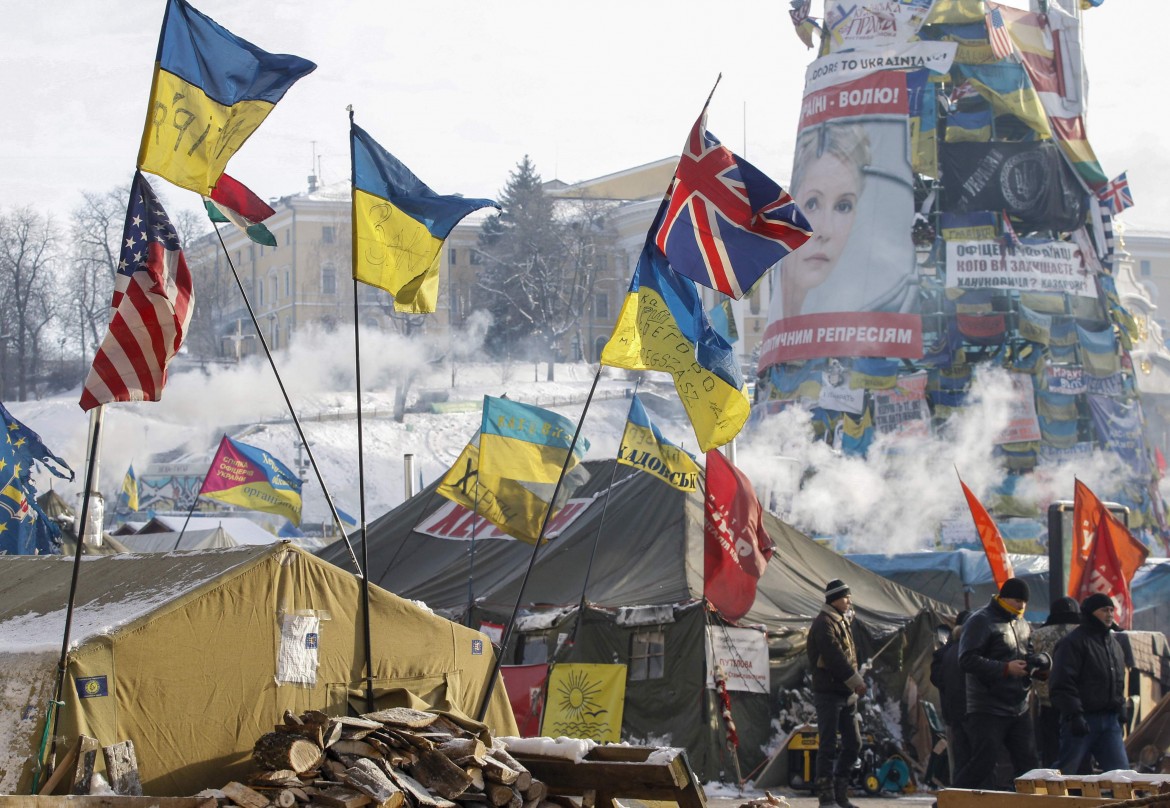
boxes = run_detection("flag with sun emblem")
[539,664,626,743]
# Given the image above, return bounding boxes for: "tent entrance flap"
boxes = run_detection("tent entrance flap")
[331,672,461,717]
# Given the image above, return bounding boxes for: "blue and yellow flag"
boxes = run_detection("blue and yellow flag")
[479,397,588,486]
[601,202,750,452]
[351,124,498,313]
[617,395,701,493]
[0,403,69,554]
[436,431,589,544]
[199,435,303,525]
[138,0,316,195]
[708,299,739,345]
[122,465,140,512]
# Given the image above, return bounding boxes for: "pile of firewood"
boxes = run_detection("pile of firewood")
[206,707,551,808]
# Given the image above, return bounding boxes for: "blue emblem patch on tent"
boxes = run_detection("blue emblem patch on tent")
[305,633,318,649]
[75,675,108,699]
[471,639,484,655]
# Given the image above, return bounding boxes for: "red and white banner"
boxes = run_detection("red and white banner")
[758,311,922,365]
[704,451,775,622]
[417,498,592,541]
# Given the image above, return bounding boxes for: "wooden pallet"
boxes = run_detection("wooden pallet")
[1016,773,1170,799]
[511,744,707,808]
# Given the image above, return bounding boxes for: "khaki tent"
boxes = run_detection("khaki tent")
[0,542,516,796]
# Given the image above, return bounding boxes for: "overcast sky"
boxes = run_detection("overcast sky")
[4,1,1165,234]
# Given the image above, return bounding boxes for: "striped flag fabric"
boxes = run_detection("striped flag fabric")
[203,173,277,246]
[80,171,194,411]
[986,7,1014,61]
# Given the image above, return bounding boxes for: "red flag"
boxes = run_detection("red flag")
[500,663,548,737]
[1071,480,1150,628]
[80,172,193,410]
[958,477,1014,589]
[703,450,775,621]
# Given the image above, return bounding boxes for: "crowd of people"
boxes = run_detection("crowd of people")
[928,578,1130,790]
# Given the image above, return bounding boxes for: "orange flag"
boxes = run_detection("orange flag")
[1072,480,1150,628]
[959,477,1014,589]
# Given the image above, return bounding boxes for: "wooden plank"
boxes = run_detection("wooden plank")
[937,789,1119,808]
[36,736,82,796]
[102,740,143,797]
[73,737,101,795]
[0,799,216,808]
[513,756,689,794]
[223,782,272,808]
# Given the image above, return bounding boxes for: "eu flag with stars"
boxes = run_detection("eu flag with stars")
[0,402,71,554]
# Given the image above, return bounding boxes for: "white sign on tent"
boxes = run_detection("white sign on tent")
[705,626,769,694]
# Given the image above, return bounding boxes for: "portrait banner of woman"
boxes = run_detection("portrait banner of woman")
[759,70,922,369]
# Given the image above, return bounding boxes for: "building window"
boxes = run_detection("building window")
[470,249,483,265]
[628,629,665,681]
[1141,260,1152,277]
[594,292,609,319]
[322,225,335,244]
[257,281,263,306]
[449,247,458,265]
[285,229,291,246]
[322,266,337,295]
[271,276,278,302]
[285,271,291,297]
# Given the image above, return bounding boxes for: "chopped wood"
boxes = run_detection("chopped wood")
[464,767,485,791]
[488,747,531,792]
[362,707,439,729]
[303,710,332,726]
[290,788,311,803]
[285,710,305,726]
[103,740,143,796]
[386,728,435,750]
[335,717,384,740]
[482,757,519,786]
[522,781,546,803]
[331,740,382,759]
[324,759,349,778]
[430,716,478,738]
[523,799,540,808]
[341,758,406,808]
[255,732,326,774]
[74,735,100,795]
[277,791,298,808]
[386,767,458,808]
[37,735,82,795]
[223,781,272,808]
[251,770,305,787]
[485,783,517,807]
[505,791,523,808]
[438,738,486,762]
[315,785,375,808]
[410,748,475,799]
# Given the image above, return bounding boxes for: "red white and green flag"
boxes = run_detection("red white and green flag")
[203,173,277,246]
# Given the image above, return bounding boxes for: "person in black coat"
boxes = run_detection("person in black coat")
[930,610,972,783]
[952,577,1043,790]
[807,579,867,808]
[1049,593,1129,773]
[1032,596,1081,765]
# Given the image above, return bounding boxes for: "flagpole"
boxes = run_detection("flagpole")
[38,405,105,790]
[172,487,202,551]
[349,106,376,714]
[466,478,482,628]
[211,223,361,576]
[569,379,641,646]
[475,365,603,722]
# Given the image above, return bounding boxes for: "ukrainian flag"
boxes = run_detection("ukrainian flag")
[601,203,750,452]
[617,394,701,493]
[478,397,588,487]
[436,432,587,544]
[199,435,303,525]
[122,464,140,512]
[351,124,498,313]
[138,0,316,195]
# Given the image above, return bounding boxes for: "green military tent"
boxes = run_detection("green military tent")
[319,460,949,783]
[0,543,516,796]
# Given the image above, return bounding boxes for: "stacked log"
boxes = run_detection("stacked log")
[210,708,554,808]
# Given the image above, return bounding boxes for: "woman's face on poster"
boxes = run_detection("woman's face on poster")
[788,152,860,294]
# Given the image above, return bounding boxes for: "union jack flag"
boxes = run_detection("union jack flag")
[1097,172,1134,216]
[655,109,812,299]
[986,6,1014,61]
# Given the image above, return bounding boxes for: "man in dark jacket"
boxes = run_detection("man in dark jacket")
[807,579,867,808]
[930,610,971,783]
[1050,593,1128,773]
[1032,596,1081,765]
[952,577,1042,789]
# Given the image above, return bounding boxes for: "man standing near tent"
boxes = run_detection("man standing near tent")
[1031,596,1081,766]
[807,579,866,808]
[1049,593,1129,774]
[954,577,1045,790]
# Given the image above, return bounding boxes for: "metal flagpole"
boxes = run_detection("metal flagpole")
[38,405,105,790]
[475,365,603,722]
[211,222,361,576]
[348,106,375,713]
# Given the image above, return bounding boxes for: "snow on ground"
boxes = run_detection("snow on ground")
[9,330,690,529]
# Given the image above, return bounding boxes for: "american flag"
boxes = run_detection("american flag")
[655,110,812,299]
[80,172,194,411]
[986,6,1015,61]
[1097,172,1134,216]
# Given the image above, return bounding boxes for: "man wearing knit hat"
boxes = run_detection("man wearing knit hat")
[953,577,1042,789]
[807,579,867,808]
[1049,593,1128,773]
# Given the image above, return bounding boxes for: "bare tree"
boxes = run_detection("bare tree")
[0,208,63,400]
[69,186,128,367]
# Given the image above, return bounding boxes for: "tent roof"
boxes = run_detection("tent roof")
[134,515,277,544]
[118,526,239,552]
[319,460,945,637]
[0,544,276,653]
